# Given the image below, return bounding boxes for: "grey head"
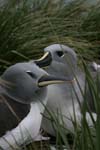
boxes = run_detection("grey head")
[1,62,66,104]
[0,62,67,137]
[35,44,77,80]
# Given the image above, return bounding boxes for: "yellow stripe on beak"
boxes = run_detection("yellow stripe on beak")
[38,80,65,87]
[36,52,49,62]
[35,52,52,68]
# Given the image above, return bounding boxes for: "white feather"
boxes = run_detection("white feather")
[0,101,47,150]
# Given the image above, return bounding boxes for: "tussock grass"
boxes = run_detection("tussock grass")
[0,0,100,149]
[0,0,100,72]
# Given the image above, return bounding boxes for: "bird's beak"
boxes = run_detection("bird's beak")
[38,75,67,87]
[35,52,52,68]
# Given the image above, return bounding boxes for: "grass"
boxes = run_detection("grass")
[40,61,99,150]
[0,0,100,70]
[0,0,100,149]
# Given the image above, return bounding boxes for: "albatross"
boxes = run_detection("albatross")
[35,44,97,136]
[0,62,67,149]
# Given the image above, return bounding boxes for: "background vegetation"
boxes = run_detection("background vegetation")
[0,0,100,149]
[0,0,100,72]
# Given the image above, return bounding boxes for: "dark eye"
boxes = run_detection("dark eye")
[26,71,36,78]
[56,51,64,57]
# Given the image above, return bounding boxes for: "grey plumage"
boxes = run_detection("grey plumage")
[35,44,97,136]
[0,62,66,149]
[85,62,100,113]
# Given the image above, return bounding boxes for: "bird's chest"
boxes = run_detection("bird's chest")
[46,83,83,114]
[20,100,48,136]
[47,84,74,108]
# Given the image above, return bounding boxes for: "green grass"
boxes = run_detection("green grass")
[0,0,100,149]
[40,61,99,150]
[0,0,100,71]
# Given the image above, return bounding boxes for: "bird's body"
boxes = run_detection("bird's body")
[0,62,66,149]
[0,62,47,149]
[0,102,46,150]
[42,69,85,134]
[0,94,30,137]
[35,44,97,136]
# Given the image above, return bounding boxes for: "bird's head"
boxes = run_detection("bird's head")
[1,62,66,104]
[35,44,77,80]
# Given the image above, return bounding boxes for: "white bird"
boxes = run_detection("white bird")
[0,62,66,150]
[35,44,97,136]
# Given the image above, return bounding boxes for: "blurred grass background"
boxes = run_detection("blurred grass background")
[0,0,100,73]
[0,0,100,149]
